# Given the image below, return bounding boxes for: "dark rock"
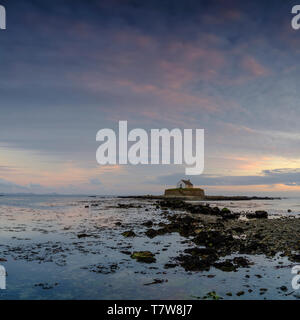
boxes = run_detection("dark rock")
[239,241,268,255]
[213,260,237,272]
[202,291,222,300]
[219,208,240,219]
[221,208,231,214]
[176,254,212,272]
[280,286,288,292]
[145,228,165,238]
[290,254,300,263]
[193,231,235,250]
[142,220,153,227]
[233,257,251,268]
[120,250,131,255]
[144,279,166,286]
[77,233,91,239]
[232,227,244,233]
[246,211,268,219]
[34,282,58,290]
[255,211,268,218]
[164,263,177,269]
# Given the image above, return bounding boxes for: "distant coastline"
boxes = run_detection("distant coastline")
[118,195,281,201]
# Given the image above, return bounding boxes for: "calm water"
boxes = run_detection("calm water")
[0,195,299,300]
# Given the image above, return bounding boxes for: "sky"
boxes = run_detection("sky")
[1,0,300,196]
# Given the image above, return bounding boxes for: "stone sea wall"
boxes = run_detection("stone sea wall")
[164,188,205,199]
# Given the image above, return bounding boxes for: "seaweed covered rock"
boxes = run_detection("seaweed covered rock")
[219,208,240,219]
[131,251,156,263]
[221,208,231,214]
[193,231,235,249]
[233,256,252,268]
[145,228,165,238]
[176,254,213,272]
[122,230,136,237]
[159,200,189,210]
[213,257,252,272]
[213,260,237,272]
[145,216,197,238]
[158,200,239,219]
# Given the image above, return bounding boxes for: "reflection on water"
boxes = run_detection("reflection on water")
[0,195,299,300]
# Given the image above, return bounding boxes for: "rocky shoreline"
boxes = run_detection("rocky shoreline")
[145,200,300,271]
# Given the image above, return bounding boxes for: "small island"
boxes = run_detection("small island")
[163,179,280,201]
[164,179,205,199]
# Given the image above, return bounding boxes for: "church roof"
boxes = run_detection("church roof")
[180,179,193,186]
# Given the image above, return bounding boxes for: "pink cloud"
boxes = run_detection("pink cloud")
[241,56,269,77]
[115,79,220,114]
